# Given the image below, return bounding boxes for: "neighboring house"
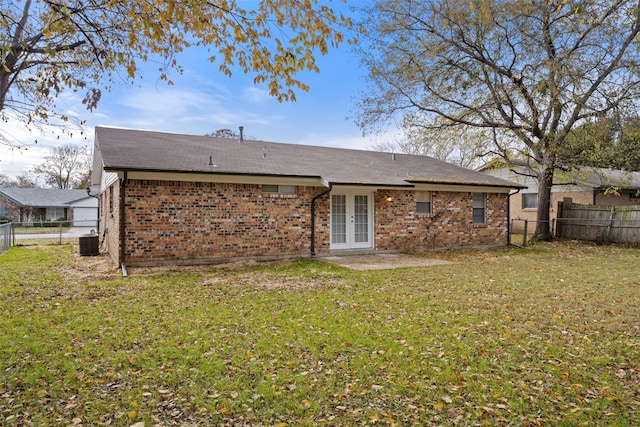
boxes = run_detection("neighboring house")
[478,161,640,228]
[90,127,525,267]
[0,188,99,226]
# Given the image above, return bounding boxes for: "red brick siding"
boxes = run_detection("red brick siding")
[0,195,21,222]
[102,179,508,266]
[375,190,508,250]
[122,180,328,265]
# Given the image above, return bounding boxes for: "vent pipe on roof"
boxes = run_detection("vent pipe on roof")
[392,153,396,160]
[207,156,217,167]
[239,126,244,142]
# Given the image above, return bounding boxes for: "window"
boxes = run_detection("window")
[46,207,65,221]
[631,191,640,200]
[0,205,5,216]
[416,191,432,214]
[262,185,297,195]
[522,193,537,209]
[472,193,486,224]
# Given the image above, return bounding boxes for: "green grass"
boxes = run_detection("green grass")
[1,242,639,426]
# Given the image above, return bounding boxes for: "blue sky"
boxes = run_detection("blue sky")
[0,5,398,181]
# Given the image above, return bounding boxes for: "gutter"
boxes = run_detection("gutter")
[310,183,332,257]
[120,171,128,277]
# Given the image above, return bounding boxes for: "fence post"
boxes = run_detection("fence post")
[523,220,528,247]
[509,219,513,245]
[604,206,615,243]
[556,200,564,237]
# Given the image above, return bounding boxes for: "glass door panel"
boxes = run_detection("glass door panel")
[354,195,369,243]
[331,194,347,244]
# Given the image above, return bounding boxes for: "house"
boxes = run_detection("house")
[0,187,99,226]
[90,127,525,267]
[478,161,640,229]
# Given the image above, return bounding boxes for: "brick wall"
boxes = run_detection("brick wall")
[120,180,330,265]
[0,195,20,221]
[102,179,509,266]
[375,190,508,250]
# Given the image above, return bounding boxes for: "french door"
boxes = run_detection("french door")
[330,191,373,250]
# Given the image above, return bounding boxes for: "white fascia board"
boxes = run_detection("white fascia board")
[411,183,515,193]
[119,171,325,187]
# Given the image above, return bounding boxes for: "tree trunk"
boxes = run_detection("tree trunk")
[534,164,554,240]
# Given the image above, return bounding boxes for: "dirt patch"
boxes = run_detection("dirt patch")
[319,253,452,270]
[64,252,121,282]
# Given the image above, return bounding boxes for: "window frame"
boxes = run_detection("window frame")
[416,191,432,215]
[522,193,538,210]
[262,184,298,195]
[472,192,486,225]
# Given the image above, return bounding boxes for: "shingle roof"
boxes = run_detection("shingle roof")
[578,167,640,189]
[0,188,90,207]
[478,160,640,190]
[95,127,525,189]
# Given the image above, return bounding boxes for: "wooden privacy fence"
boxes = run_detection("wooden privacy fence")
[556,198,640,244]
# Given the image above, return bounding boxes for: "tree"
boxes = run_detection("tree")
[0,171,37,187]
[1,0,351,144]
[32,143,89,189]
[354,0,640,240]
[562,116,640,171]
[373,126,487,169]
[204,128,256,140]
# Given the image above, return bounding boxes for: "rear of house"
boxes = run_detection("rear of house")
[91,127,524,267]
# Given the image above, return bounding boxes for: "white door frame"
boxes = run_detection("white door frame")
[330,190,374,250]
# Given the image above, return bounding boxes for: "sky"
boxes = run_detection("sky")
[0,4,398,181]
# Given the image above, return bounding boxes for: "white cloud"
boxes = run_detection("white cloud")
[242,87,269,104]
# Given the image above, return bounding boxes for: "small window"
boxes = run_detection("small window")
[522,193,537,209]
[0,205,5,216]
[472,193,486,224]
[631,191,640,200]
[416,191,432,214]
[262,185,298,195]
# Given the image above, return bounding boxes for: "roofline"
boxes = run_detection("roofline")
[104,167,521,189]
[329,182,414,188]
[405,179,526,189]
[0,191,23,206]
[104,166,323,181]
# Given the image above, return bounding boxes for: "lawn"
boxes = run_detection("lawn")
[0,242,638,426]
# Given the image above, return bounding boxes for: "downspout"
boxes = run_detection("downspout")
[310,183,333,257]
[85,189,100,234]
[120,171,128,277]
[507,188,520,246]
